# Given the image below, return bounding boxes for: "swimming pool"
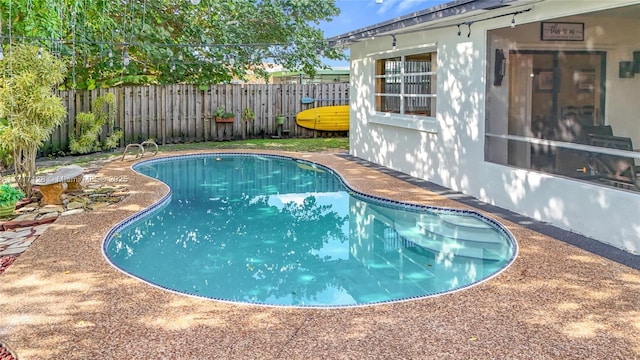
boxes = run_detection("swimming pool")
[103,153,517,307]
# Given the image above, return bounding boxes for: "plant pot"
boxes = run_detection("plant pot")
[0,203,16,218]
[215,116,234,123]
[276,115,285,125]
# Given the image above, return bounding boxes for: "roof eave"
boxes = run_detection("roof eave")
[327,0,523,47]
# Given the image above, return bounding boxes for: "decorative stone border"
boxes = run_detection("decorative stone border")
[0,181,131,275]
[0,337,18,360]
[0,217,57,232]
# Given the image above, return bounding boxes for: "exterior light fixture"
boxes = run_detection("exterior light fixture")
[633,51,640,73]
[511,14,516,28]
[392,34,397,50]
[619,61,634,78]
[494,49,506,86]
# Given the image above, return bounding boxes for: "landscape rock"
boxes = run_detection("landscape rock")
[39,205,65,214]
[12,213,38,221]
[67,201,85,210]
[0,180,129,230]
[39,212,60,220]
[88,202,110,211]
[61,209,85,217]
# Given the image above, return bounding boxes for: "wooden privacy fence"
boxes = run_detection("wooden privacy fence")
[44,83,349,155]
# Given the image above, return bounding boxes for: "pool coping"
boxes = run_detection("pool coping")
[102,152,519,308]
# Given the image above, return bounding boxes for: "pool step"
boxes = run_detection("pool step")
[394,226,509,262]
[369,205,512,261]
[415,214,504,244]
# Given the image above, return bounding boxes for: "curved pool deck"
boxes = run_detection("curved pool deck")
[0,150,639,359]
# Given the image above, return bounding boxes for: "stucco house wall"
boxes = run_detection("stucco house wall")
[347,0,640,253]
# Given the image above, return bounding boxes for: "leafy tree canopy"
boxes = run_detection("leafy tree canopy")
[0,0,345,89]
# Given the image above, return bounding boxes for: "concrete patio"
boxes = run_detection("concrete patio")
[0,150,638,359]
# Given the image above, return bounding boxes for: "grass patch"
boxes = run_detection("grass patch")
[33,137,349,169]
[157,137,349,153]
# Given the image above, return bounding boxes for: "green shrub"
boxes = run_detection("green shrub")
[0,119,12,176]
[0,183,24,207]
[69,93,121,154]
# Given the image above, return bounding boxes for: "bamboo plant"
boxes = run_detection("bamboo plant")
[0,44,67,197]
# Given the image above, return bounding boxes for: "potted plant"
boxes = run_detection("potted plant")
[242,108,256,137]
[242,108,255,123]
[214,106,235,123]
[0,183,25,218]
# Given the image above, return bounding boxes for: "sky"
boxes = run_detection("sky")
[319,0,450,67]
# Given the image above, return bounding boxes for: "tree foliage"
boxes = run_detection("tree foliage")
[0,0,345,89]
[0,44,67,196]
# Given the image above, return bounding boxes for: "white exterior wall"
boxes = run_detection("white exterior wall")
[348,0,640,254]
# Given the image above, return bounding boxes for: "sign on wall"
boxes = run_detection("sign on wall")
[541,22,584,41]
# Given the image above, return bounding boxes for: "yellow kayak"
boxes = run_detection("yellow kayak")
[295,105,349,131]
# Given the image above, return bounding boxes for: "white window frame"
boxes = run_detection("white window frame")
[369,45,439,133]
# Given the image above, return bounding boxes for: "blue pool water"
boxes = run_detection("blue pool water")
[104,154,517,307]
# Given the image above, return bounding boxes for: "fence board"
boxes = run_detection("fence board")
[178,85,183,142]
[133,87,142,143]
[96,88,105,145]
[118,88,126,145]
[171,84,180,143]
[232,85,240,139]
[195,87,203,142]
[122,87,131,144]
[148,86,156,141]
[204,87,211,141]
[186,85,195,142]
[259,85,267,137]
[62,90,74,152]
[245,85,253,138]
[74,90,83,140]
[140,87,148,142]
[160,86,166,145]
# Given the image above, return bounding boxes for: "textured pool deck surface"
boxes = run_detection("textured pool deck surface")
[0,150,639,359]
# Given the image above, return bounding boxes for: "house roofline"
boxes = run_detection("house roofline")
[326,0,524,47]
